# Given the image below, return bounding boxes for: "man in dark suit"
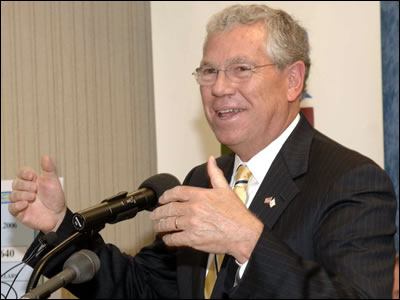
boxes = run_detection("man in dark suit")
[9,4,397,299]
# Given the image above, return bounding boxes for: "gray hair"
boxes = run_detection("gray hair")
[205,4,311,100]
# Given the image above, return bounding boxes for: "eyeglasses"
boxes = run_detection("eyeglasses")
[192,63,275,86]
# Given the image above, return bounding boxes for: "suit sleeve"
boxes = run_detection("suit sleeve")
[25,209,179,299]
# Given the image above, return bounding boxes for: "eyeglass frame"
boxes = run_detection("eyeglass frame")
[192,63,276,86]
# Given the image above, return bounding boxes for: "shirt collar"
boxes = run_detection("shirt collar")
[232,114,300,185]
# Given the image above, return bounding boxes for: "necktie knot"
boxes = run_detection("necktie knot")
[233,165,252,204]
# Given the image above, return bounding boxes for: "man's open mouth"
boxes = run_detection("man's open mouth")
[217,108,245,119]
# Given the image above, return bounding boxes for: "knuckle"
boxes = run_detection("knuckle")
[155,219,162,232]
[12,178,17,190]
[12,178,23,190]
[17,167,27,179]
[11,190,20,201]
[21,168,33,180]
[17,191,26,201]
[187,234,196,247]
[166,202,176,216]
[18,191,34,201]
[190,200,200,211]
[163,188,173,198]
[8,203,15,215]
[188,216,197,228]
[188,201,203,215]
[165,218,171,231]
[15,191,24,201]
[12,178,32,192]
[150,209,159,221]
[169,233,178,246]
[171,186,184,199]
[162,233,171,245]
[174,185,183,194]
[159,219,167,231]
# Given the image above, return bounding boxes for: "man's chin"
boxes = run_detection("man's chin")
[215,135,240,151]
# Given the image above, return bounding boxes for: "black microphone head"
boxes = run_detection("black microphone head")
[139,173,181,199]
[63,249,100,284]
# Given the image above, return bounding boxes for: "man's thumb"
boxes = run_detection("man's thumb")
[207,156,229,189]
[41,155,58,177]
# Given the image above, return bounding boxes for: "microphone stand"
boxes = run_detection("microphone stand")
[25,225,104,293]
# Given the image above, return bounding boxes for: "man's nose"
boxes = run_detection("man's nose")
[211,70,235,97]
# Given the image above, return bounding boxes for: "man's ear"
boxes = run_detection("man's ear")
[286,61,305,102]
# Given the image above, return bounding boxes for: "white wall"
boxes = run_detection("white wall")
[151,1,383,182]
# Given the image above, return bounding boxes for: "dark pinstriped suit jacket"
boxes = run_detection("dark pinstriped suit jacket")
[28,114,396,298]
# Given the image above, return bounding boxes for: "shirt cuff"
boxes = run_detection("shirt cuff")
[235,259,249,281]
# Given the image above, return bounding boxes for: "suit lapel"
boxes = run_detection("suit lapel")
[249,153,300,229]
[249,114,314,229]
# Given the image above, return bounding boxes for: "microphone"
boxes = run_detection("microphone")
[72,173,180,231]
[21,249,100,299]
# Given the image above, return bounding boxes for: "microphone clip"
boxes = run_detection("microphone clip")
[102,191,139,224]
[101,191,128,203]
[72,191,132,231]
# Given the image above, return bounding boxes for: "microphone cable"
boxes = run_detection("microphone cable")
[1,232,58,299]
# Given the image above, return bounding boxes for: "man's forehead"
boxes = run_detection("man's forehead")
[207,22,267,42]
[201,23,268,66]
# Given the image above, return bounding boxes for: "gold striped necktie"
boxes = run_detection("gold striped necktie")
[204,165,252,298]
[232,165,252,204]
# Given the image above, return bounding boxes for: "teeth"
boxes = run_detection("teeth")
[218,108,243,113]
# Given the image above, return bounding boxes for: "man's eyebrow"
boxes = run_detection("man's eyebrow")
[200,56,252,67]
[200,60,214,67]
[226,56,252,64]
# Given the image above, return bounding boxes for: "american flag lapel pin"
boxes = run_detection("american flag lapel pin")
[264,197,276,208]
